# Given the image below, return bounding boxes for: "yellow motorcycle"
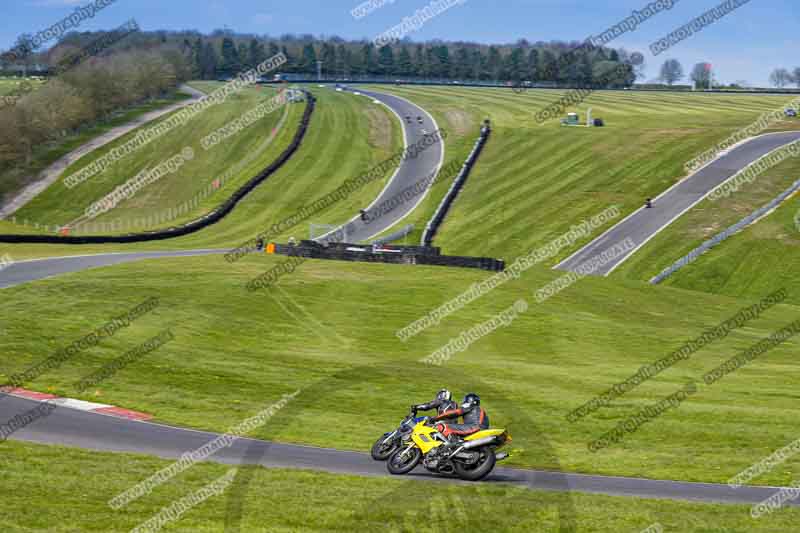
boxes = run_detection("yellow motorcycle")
[386,417,511,481]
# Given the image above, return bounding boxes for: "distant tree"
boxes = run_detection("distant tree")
[505,47,525,82]
[190,38,203,78]
[577,54,593,86]
[470,48,485,80]
[269,42,280,58]
[622,50,646,81]
[690,62,712,88]
[486,46,502,80]
[592,60,618,83]
[432,45,450,78]
[449,47,467,79]
[199,42,218,79]
[794,68,800,88]
[247,39,266,70]
[527,48,540,81]
[377,45,395,76]
[300,43,317,73]
[538,49,557,82]
[769,68,793,88]
[237,42,250,70]
[320,43,336,76]
[361,44,376,76]
[413,44,426,78]
[11,34,38,76]
[220,37,240,74]
[610,61,635,87]
[396,47,413,77]
[659,59,684,85]
[335,44,350,76]
[280,45,292,70]
[425,47,437,78]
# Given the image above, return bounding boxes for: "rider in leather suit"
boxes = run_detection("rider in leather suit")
[431,393,489,440]
[412,389,457,416]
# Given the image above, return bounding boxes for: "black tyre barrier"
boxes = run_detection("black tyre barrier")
[421,121,491,247]
[0,91,316,244]
[273,240,504,272]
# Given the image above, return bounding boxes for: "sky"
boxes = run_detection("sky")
[1,0,797,87]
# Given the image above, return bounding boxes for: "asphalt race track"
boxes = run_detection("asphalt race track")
[2,393,796,507]
[320,87,444,243]
[0,250,226,289]
[556,131,800,276]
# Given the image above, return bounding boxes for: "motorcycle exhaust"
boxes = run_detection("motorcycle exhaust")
[495,452,510,461]
[461,436,497,450]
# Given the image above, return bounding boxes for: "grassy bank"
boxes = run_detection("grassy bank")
[2,440,798,532]
[0,254,798,486]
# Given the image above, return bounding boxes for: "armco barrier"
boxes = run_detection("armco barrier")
[421,120,491,247]
[264,77,800,96]
[370,224,414,245]
[650,178,800,284]
[0,91,316,244]
[273,240,503,272]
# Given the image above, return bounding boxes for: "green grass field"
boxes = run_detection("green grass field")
[654,194,800,296]
[4,85,800,532]
[1,253,798,486]
[1,83,402,258]
[0,90,191,209]
[0,76,45,95]
[4,440,797,532]
[367,86,800,266]
[13,83,298,233]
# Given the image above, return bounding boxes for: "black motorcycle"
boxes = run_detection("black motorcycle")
[370,409,425,461]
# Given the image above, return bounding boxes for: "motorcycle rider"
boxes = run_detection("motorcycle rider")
[411,389,456,416]
[431,393,489,440]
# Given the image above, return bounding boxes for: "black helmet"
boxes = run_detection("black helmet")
[437,389,452,402]
[463,393,480,409]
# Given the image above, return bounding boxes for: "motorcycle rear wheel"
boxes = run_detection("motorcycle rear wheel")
[371,435,399,461]
[453,447,496,481]
[387,447,422,475]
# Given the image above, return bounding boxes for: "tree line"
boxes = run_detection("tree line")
[657,58,800,89]
[768,67,800,89]
[180,34,637,85]
[2,29,638,86]
[0,41,189,190]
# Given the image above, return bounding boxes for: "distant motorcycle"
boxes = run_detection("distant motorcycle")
[370,409,425,461]
[386,417,511,481]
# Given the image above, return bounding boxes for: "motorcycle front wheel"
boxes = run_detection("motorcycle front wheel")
[371,435,399,461]
[387,446,422,475]
[453,447,496,481]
